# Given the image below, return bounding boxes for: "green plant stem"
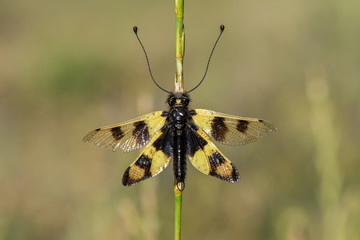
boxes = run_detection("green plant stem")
[174,0,184,240]
[175,0,184,93]
[174,182,183,240]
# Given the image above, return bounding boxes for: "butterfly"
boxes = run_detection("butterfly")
[83,25,276,190]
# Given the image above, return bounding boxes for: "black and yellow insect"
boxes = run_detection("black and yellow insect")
[83,25,276,190]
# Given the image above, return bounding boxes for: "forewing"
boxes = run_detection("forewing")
[122,125,173,186]
[191,109,276,145]
[186,124,239,183]
[83,111,167,152]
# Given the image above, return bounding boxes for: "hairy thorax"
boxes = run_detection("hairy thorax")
[169,107,189,133]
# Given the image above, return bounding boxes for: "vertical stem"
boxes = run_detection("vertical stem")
[174,181,183,240]
[175,0,185,93]
[174,0,184,240]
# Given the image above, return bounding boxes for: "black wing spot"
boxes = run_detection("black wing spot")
[133,121,150,144]
[230,163,240,182]
[237,120,249,133]
[152,132,163,151]
[209,152,226,169]
[209,152,240,182]
[122,154,153,186]
[186,126,208,157]
[111,127,123,140]
[153,126,173,157]
[122,167,131,185]
[135,154,152,170]
[211,117,228,141]
[189,110,197,116]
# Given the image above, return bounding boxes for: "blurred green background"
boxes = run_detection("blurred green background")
[1,0,360,239]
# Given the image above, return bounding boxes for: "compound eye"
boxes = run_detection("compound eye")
[181,97,189,105]
[168,97,176,106]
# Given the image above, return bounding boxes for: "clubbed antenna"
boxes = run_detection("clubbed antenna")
[187,25,225,93]
[133,26,171,94]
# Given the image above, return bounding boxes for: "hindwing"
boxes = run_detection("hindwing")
[83,111,167,152]
[191,109,276,145]
[186,124,240,182]
[122,125,174,186]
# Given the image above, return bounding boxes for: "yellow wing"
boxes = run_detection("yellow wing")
[83,111,167,152]
[122,126,173,186]
[191,109,276,146]
[186,124,239,182]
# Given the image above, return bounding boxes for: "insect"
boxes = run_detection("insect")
[83,25,276,190]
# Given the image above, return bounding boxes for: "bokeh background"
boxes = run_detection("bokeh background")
[1,0,360,239]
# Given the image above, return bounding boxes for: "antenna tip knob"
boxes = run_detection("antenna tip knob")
[133,26,138,34]
[220,25,225,31]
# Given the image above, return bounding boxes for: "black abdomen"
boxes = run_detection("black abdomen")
[169,107,188,190]
[173,129,187,189]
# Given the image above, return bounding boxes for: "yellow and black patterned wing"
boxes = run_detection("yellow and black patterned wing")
[83,111,166,152]
[186,124,239,182]
[122,125,174,186]
[191,109,276,146]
